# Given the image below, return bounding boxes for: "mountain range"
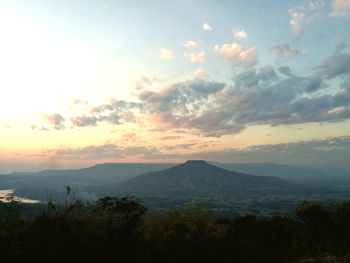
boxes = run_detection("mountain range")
[1,160,350,203]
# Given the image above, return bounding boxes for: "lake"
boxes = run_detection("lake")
[0,189,40,204]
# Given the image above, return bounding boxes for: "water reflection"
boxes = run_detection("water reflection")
[0,189,40,204]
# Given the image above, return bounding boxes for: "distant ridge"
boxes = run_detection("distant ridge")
[111,160,303,197]
[4,161,349,203]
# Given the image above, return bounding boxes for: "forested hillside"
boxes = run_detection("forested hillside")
[1,196,350,262]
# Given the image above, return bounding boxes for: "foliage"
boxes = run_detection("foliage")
[1,198,350,262]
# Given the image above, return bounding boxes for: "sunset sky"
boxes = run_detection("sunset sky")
[1,0,350,173]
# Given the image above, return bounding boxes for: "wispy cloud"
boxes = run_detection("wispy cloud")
[194,68,207,78]
[176,136,350,169]
[71,116,99,127]
[38,136,350,170]
[202,22,212,31]
[233,30,248,40]
[330,0,350,17]
[214,43,257,64]
[183,40,200,49]
[122,132,137,141]
[69,100,141,128]
[1,123,11,129]
[160,47,174,60]
[68,98,89,105]
[43,114,65,130]
[43,144,159,160]
[289,11,305,36]
[269,44,305,58]
[161,143,196,151]
[184,51,205,63]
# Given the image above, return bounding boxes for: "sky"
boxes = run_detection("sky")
[1,0,350,173]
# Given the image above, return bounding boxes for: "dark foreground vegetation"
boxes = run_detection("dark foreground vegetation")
[1,196,350,262]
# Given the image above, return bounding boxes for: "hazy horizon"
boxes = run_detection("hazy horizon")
[2,156,350,175]
[1,0,350,174]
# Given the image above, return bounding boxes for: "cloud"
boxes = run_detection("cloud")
[183,40,199,49]
[239,47,258,62]
[194,68,207,78]
[202,22,212,31]
[71,116,99,127]
[70,99,141,128]
[68,98,89,105]
[330,0,350,17]
[41,48,350,137]
[43,114,65,130]
[234,30,248,40]
[183,40,205,63]
[308,0,327,10]
[317,52,350,78]
[236,136,350,169]
[21,136,350,170]
[328,106,348,116]
[214,43,257,64]
[121,135,350,171]
[135,78,234,136]
[269,44,305,58]
[84,59,338,137]
[135,60,350,136]
[177,136,350,170]
[136,78,225,113]
[289,11,305,36]
[161,143,196,151]
[45,144,159,160]
[226,66,342,127]
[278,66,293,76]
[1,123,11,129]
[131,76,166,91]
[214,43,242,60]
[91,99,141,113]
[122,132,137,141]
[160,47,174,60]
[184,51,205,63]
[160,136,182,140]
[31,125,49,131]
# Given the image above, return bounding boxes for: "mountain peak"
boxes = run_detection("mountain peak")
[115,160,296,197]
[184,160,207,165]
